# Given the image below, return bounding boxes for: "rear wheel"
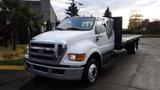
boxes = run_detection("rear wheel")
[126,41,138,54]
[81,58,98,86]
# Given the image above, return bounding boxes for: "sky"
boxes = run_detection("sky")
[51,0,160,28]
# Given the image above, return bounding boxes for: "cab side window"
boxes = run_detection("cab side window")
[101,21,107,33]
[95,19,106,34]
[107,19,113,38]
[95,19,103,34]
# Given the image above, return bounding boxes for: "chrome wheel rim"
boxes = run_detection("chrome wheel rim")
[88,63,97,82]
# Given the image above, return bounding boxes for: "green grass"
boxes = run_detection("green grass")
[0,58,25,66]
[0,44,26,60]
[0,44,26,53]
[0,44,26,65]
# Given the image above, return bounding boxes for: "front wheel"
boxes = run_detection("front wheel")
[81,58,98,86]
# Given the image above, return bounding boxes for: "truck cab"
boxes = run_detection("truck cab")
[25,17,141,85]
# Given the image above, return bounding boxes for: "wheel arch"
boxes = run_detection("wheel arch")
[87,52,102,70]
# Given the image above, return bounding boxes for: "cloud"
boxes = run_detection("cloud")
[135,0,157,7]
[51,0,160,28]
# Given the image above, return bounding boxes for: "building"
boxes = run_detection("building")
[23,0,57,29]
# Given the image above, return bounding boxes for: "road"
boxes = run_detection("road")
[0,38,160,90]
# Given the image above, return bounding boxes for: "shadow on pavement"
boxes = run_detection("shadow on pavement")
[19,76,89,90]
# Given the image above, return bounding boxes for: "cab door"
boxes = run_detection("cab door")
[94,18,114,54]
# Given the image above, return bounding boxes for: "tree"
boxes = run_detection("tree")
[0,0,42,50]
[103,7,112,18]
[0,0,11,47]
[138,19,149,31]
[128,10,143,31]
[65,0,79,17]
[19,4,43,43]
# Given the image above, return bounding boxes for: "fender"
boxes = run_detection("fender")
[60,39,102,66]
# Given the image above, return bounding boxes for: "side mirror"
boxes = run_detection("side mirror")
[103,23,106,28]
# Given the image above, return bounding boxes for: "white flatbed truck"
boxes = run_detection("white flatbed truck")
[25,17,141,85]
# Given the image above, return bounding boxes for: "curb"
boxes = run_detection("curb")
[0,66,25,70]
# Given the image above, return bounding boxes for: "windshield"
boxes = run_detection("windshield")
[56,17,95,31]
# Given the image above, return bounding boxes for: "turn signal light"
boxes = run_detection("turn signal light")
[68,54,86,61]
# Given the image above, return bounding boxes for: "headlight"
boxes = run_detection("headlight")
[68,53,86,61]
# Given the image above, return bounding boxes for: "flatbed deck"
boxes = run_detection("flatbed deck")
[122,35,142,45]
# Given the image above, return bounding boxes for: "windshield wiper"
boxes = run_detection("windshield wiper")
[55,27,65,30]
[65,27,82,30]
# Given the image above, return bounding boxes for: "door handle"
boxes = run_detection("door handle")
[96,37,99,42]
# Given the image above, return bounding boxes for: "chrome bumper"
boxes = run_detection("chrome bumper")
[26,60,84,80]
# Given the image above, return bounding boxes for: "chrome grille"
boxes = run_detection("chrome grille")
[30,54,54,61]
[29,43,56,61]
[29,42,67,65]
[30,49,54,55]
[31,43,54,48]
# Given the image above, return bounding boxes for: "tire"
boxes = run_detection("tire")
[81,58,98,86]
[126,42,137,54]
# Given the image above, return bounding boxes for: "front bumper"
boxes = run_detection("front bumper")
[26,60,84,80]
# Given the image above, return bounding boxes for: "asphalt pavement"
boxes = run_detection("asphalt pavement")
[0,38,160,90]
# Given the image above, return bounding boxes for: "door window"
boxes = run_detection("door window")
[101,21,107,33]
[106,19,113,38]
[95,19,106,34]
[95,19,103,34]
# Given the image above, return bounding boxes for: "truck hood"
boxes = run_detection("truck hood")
[32,30,91,42]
